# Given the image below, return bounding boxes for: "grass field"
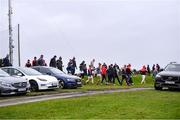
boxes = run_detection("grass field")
[26,74,154,96]
[0,74,154,100]
[0,89,179,119]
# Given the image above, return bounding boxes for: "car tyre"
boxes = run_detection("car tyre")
[59,80,65,89]
[29,80,39,92]
[154,83,162,90]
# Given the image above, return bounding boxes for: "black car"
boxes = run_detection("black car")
[154,63,180,90]
[32,66,82,89]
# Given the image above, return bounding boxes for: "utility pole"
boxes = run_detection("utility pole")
[18,24,21,67]
[8,0,14,65]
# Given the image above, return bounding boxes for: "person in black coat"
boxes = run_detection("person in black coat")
[57,56,63,71]
[2,54,11,67]
[112,64,122,85]
[49,55,57,68]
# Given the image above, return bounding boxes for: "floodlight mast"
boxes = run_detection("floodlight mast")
[8,0,14,65]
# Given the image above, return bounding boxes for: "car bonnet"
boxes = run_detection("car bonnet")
[159,71,180,77]
[0,76,27,84]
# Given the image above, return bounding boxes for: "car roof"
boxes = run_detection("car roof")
[2,66,31,69]
[32,66,55,69]
[168,63,180,65]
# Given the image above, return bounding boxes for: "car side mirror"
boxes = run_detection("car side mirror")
[160,69,164,72]
[17,73,24,76]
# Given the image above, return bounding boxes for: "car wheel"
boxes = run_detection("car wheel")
[59,80,65,89]
[154,83,162,90]
[29,80,39,92]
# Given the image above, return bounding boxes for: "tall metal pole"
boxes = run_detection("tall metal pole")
[8,0,14,65]
[18,24,21,67]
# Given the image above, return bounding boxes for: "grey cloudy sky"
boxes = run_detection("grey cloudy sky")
[0,0,180,69]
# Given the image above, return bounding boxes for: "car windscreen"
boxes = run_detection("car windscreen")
[19,68,42,76]
[0,69,10,77]
[165,64,180,72]
[49,67,65,75]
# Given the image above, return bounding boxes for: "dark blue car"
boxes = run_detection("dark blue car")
[32,66,82,89]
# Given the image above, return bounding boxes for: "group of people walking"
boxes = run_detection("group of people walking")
[24,55,161,86]
[78,59,134,86]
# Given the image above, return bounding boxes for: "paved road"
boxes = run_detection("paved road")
[0,88,153,107]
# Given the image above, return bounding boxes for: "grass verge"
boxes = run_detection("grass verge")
[0,89,179,119]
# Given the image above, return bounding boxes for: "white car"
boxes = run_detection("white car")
[1,67,59,91]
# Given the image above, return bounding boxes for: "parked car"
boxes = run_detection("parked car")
[1,67,59,91]
[154,63,180,90]
[0,68,29,95]
[32,66,82,89]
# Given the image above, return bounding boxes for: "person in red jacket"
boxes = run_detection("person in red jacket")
[140,65,147,84]
[101,63,107,84]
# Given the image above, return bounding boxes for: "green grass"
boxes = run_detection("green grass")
[28,74,154,95]
[0,74,154,100]
[0,90,179,119]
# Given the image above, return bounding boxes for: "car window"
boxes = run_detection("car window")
[0,69,10,77]
[2,68,12,75]
[165,64,180,72]
[19,68,42,76]
[50,67,65,74]
[1,68,23,76]
[40,68,50,74]
[33,67,40,72]
[10,68,24,76]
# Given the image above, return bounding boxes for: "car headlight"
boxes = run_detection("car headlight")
[27,81,31,88]
[67,78,75,82]
[37,77,47,81]
[0,81,12,87]
[155,74,162,79]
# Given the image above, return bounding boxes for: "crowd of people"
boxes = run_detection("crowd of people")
[1,54,161,86]
[24,55,161,86]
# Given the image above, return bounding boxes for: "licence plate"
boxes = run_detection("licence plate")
[77,82,81,84]
[18,88,26,92]
[165,81,175,84]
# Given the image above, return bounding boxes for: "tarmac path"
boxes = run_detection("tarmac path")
[0,88,153,107]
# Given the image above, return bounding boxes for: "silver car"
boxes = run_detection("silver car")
[0,69,29,95]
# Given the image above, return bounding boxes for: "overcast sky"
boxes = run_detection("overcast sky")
[0,0,180,69]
